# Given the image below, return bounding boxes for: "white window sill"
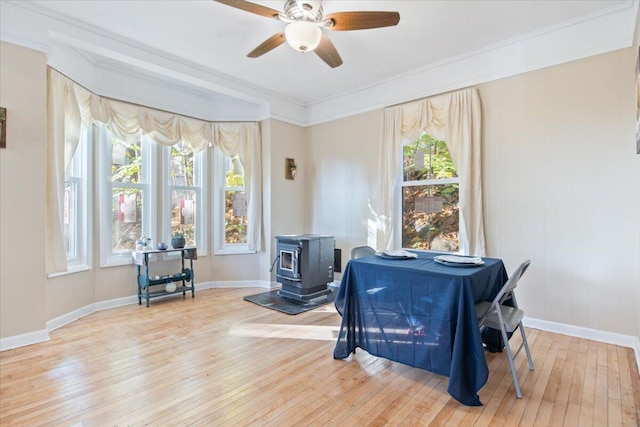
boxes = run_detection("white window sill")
[47,263,91,278]
[214,248,257,256]
[101,255,136,268]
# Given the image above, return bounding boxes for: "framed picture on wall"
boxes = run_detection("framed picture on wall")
[0,107,6,149]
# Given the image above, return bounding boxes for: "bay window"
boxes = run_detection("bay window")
[47,69,262,274]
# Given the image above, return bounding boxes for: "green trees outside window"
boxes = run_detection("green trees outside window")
[170,143,197,245]
[224,156,247,244]
[402,133,459,252]
[111,137,144,252]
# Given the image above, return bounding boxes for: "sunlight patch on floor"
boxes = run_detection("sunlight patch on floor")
[228,323,340,341]
[309,304,338,314]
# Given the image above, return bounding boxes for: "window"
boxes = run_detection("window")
[213,149,251,254]
[99,127,155,266]
[164,141,206,253]
[61,126,91,272]
[401,133,460,252]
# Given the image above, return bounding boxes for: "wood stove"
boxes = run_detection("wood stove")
[275,234,335,302]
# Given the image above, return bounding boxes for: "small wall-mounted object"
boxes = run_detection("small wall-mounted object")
[0,107,6,149]
[285,158,298,180]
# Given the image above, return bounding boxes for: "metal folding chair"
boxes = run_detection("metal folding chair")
[475,259,534,398]
[350,245,375,259]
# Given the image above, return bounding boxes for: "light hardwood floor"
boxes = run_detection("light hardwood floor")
[1,287,638,426]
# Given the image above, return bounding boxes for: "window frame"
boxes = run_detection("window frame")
[98,128,156,267]
[397,135,466,253]
[212,148,254,255]
[162,143,207,256]
[51,125,93,276]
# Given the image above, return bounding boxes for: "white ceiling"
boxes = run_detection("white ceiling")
[1,0,638,125]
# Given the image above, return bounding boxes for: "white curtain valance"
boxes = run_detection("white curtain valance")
[377,87,486,256]
[46,68,262,274]
[73,79,213,151]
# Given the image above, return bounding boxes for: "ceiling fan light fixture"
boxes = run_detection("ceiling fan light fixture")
[284,21,321,53]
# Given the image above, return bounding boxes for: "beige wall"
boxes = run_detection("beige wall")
[0,42,48,337]
[262,119,308,281]
[479,47,639,336]
[305,47,640,339]
[305,110,382,277]
[271,119,308,234]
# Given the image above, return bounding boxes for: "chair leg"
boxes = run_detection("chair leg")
[500,325,522,399]
[519,321,534,371]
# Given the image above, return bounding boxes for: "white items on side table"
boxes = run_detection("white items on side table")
[132,247,197,307]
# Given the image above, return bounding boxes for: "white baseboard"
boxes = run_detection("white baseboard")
[0,329,50,351]
[196,280,275,290]
[46,304,97,332]
[95,295,139,311]
[45,295,139,332]
[523,317,638,347]
[524,316,640,375]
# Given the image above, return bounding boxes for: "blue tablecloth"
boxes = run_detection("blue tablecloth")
[333,251,508,406]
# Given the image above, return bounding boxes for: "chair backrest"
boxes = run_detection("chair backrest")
[478,259,531,321]
[350,246,376,259]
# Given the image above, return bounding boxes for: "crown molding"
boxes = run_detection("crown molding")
[1,0,637,127]
[304,0,638,126]
[1,0,308,125]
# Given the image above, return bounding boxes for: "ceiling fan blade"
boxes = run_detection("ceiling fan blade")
[324,11,400,31]
[314,34,343,68]
[247,32,286,58]
[214,0,281,19]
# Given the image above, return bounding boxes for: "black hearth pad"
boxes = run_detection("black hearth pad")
[243,290,335,315]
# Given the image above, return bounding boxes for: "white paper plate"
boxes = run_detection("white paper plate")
[434,255,483,264]
[434,257,484,267]
[375,250,418,260]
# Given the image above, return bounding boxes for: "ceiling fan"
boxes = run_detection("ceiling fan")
[215,0,400,68]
